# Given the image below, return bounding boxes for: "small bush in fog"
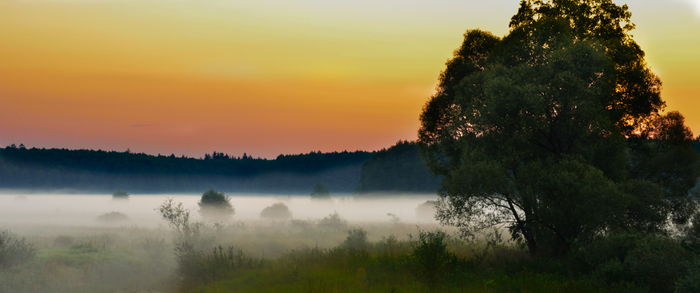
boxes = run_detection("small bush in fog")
[342,228,369,251]
[157,198,202,240]
[310,182,331,200]
[410,229,455,291]
[112,189,129,199]
[96,211,129,223]
[318,211,348,230]
[387,213,401,225]
[0,230,36,268]
[415,200,437,221]
[260,202,292,220]
[198,189,235,222]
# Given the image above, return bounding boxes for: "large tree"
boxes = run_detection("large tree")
[419,0,699,257]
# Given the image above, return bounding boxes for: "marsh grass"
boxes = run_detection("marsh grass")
[0,216,675,293]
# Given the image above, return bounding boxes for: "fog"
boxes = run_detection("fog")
[0,192,438,229]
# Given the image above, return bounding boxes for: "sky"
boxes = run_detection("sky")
[1,0,699,158]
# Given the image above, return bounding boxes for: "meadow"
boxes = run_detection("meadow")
[0,193,693,293]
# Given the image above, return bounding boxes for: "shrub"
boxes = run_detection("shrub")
[581,233,696,293]
[198,189,235,222]
[318,211,348,230]
[415,200,437,221]
[310,182,331,200]
[0,230,36,268]
[410,229,455,290]
[112,189,129,199]
[96,211,129,223]
[342,228,369,251]
[260,202,292,220]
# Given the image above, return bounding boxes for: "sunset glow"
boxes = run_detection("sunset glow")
[1,0,698,158]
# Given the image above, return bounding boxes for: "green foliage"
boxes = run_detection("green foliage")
[111,189,129,199]
[342,228,369,251]
[198,189,235,222]
[409,230,456,290]
[419,0,700,257]
[578,233,697,293]
[260,202,293,220]
[96,211,129,223]
[310,182,330,200]
[355,140,441,194]
[0,231,36,268]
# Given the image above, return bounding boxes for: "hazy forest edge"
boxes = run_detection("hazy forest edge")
[0,141,439,194]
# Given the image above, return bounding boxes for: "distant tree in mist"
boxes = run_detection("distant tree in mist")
[260,202,292,220]
[310,182,331,200]
[198,189,235,222]
[112,189,129,199]
[415,200,438,221]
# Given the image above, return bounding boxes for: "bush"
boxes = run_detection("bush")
[0,230,36,268]
[409,229,455,290]
[198,189,235,222]
[112,189,129,199]
[96,211,129,223]
[342,228,369,251]
[580,233,696,293]
[260,202,292,220]
[318,211,348,230]
[415,200,437,221]
[310,182,331,200]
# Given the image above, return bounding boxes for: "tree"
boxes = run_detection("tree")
[259,202,292,220]
[198,189,235,222]
[310,182,331,200]
[112,189,129,199]
[419,0,699,257]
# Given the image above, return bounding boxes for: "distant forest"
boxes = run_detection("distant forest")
[0,142,440,194]
[355,141,441,194]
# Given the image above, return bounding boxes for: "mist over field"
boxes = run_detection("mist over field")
[0,192,438,228]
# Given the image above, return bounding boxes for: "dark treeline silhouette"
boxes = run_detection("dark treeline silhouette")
[355,141,441,194]
[0,145,373,193]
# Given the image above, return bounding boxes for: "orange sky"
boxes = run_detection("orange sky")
[1,0,698,158]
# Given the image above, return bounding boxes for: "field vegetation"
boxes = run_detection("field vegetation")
[0,196,699,293]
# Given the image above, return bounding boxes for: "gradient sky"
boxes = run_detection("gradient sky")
[1,0,699,158]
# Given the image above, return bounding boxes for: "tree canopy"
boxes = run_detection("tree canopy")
[310,182,331,200]
[198,189,235,222]
[419,0,699,257]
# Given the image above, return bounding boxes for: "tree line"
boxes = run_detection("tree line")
[0,142,443,194]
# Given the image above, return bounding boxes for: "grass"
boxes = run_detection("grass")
[2,217,688,293]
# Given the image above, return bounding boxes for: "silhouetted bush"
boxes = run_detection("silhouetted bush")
[580,233,696,293]
[260,202,292,220]
[198,189,235,222]
[310,182,331,200]
[0,230,36,268]
[112,189,129,199]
